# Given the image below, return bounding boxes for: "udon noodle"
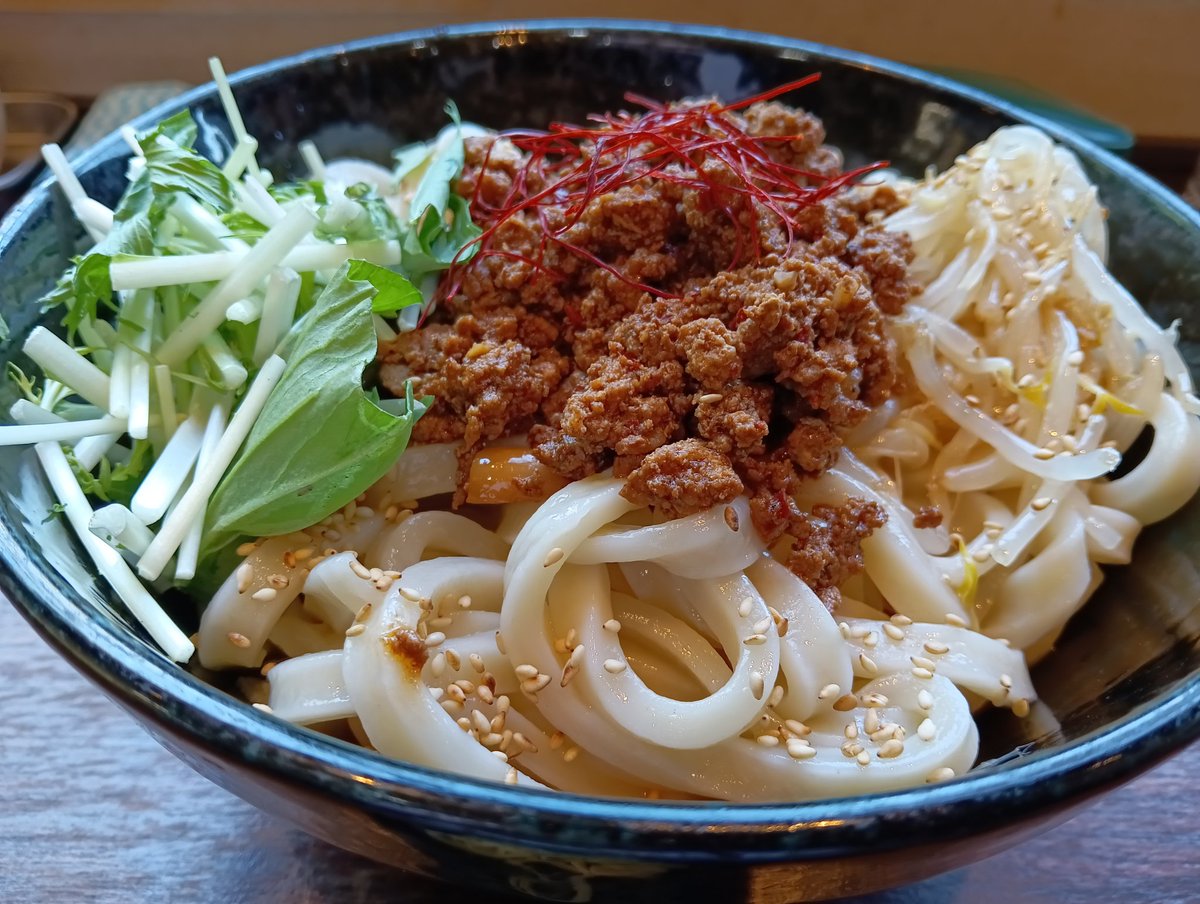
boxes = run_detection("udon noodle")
[196,126,1200,801]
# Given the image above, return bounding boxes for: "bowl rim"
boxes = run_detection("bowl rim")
[2,17,1199,859]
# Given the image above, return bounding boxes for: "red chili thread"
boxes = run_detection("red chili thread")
[444,75,886,304]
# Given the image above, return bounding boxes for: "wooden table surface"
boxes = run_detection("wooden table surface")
[1,600,1196,904]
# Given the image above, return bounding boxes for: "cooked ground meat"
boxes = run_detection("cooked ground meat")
[913,505,944,529]
[379,98,914,594]
[622,439,744,518]
[788,499,887,608]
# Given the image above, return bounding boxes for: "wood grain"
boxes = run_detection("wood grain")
[0,598,1196,904]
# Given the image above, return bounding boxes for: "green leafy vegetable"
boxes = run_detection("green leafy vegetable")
[68,441,152,507]
[139,112,235,212]
[269,179,327,206]
[203,260,428,552]
[314,182,402,243]
[40,175,155,336]
[220,210,269,241]
[344,260,423,314]
[400,102,482,277]
[40,111,229,337]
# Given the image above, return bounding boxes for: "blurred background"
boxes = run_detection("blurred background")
[1,0,1199,202]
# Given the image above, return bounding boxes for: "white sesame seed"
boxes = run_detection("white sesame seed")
[926,767,956,783]
[235,563,253,594]
[917,689,934,711]
[514,664,539,680]
[844,722,859,740]
[999,673,1013,689]
[911,655,937,671]
[603,659,627,674]
[756,734,780,748]
[818,684,841,700]
[505,767,519,785]
[945,613,968,628]
[429,687,444,701]
[563,745,580,763]
[912,667,935,680]
[399,587,422,602]
[1033,447,1055,460]
[446,684,467,703]
[429,652,447,677]
[864,709,880,734]
[878,739,904,759]
[752,616,773,635]
[1066,350,1085,366]
[883,623,906,641]
[856,750,871,766]
[344,623,366,637]
[603,618,621,633]
[750,670,765,700]
[768,685,785,707]
[440,699,463,715]
[784,720,811,737]
[522,673,552,694]
[444,649,461,671]
[858,653,878,675]
[841,741,864,758]
[236,541,258,557]
[494,631,507,655]
[1012,698,1031,718]
[864,632,879,649]
[1031,496,1053,511]
[349,559,372,580]
[737,598,754,618]
[924,640,950,655]
[424,632,446,648]
[492,750,509,763]
[469,653,486,674]
[249,587,275,602]
[543,547,565,568]
[698,392,724,404]
[477,685,495,705]
[833,694,858,712]
[743,633,768,646]
[227,632,251,648]
[862,693,889,708]
[838,622,851,639]
[724,506,740,532]
[252,702,273,714]
[918,719,937,741]
[849,625,870,639]
[787,740,817,759]
[454,679,476,695]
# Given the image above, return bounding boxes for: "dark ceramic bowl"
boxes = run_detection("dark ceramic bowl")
[2,20,1199,904]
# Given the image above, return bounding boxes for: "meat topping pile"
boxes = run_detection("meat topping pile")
[379,100,914,603]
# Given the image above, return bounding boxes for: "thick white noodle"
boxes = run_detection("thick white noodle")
[267,650,354,724]
[342,560,541,788]
[571,495,763,579]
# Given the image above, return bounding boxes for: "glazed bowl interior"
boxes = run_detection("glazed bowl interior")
[1,19,1199,876]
